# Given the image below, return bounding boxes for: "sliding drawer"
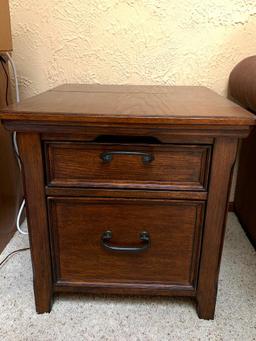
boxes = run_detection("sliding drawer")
[48,197,204,290]
[45,142,211,191]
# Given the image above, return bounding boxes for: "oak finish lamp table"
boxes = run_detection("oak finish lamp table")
[0,84,255,320]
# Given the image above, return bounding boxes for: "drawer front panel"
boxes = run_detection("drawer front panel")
[45,142,211,190]
[48,197,204,289]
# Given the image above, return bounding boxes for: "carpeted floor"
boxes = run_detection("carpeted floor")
[0,213,255,341]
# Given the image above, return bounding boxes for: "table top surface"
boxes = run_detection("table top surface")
[0,84,255,126]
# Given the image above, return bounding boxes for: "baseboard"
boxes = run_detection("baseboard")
[228,201,235,212]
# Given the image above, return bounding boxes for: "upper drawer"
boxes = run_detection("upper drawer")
[45,142,211,191]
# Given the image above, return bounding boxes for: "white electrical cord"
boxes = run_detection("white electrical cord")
[16,199,26,234]
[5,52,27,235]
[12,131,21,169]
[6,52,20,102]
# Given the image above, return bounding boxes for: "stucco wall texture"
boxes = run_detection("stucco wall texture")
[8,0,256,99]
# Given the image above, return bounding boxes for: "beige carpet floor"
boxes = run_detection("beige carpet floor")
[0,213,255,341]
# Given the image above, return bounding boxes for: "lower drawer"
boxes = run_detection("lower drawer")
[48,197,204,290]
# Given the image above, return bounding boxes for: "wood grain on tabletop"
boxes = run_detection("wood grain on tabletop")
[0,84,255,126]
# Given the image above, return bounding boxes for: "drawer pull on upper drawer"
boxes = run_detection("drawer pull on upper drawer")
[101,230,150,253]
[100,151,154,164]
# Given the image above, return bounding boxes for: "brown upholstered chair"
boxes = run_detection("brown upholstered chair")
[229,56,256,249]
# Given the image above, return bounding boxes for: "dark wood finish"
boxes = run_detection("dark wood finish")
[45,142,211,191]
[196,137,238,319]
[41,131,215,144]
[54,283,196,297]
[45,187,208,200]
[0,61,22,253]
[228,202,235,212]
[0,125,21,252]
[3,121,251,138]
[0,84,254,319]
[48,197,204,287]
[17,133,53,313]
[1,85,254,126]
[235,128,256,248]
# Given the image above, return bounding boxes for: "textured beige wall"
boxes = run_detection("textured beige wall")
[8,0,256,99]
[7,1,256,200]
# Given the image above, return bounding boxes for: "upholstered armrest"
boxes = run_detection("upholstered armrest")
[229,56,256,113]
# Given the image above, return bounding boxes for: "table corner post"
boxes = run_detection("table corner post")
[18,132,53,313]
[196,136,238,319]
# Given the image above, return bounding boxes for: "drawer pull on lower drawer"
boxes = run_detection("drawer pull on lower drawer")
[100,151,154,164]
[101,230,150,253]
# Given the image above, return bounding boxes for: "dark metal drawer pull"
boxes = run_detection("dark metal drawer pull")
[100,151,154,164]
[101,230,150,254]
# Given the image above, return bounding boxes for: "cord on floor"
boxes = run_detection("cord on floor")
[0,247,30,269]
